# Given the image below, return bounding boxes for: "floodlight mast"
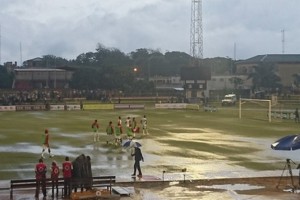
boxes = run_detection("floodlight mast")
[190,0,203,62]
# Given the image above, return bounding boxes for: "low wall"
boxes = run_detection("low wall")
[155,103,199,110]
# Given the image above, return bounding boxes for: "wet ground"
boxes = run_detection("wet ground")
[2,176,300,200]
[1,109,300,199]
[1,128,300,199]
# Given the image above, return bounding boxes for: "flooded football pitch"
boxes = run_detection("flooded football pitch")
[0,109,300,199]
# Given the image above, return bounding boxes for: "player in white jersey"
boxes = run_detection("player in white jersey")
[141,115,148,135]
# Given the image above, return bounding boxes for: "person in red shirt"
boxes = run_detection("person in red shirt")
[41,129,53,158]
[51,161,60,197]
[62,156,73,197]
[35,158,47,198]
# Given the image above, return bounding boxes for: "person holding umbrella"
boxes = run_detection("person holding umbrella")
[131,143,144,177]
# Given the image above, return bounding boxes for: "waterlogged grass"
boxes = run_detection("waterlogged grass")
[226,156,278,170]
[0,106,299,179]
[158,140,258,157]
[233,161,279,171]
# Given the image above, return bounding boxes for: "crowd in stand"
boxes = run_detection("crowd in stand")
[0,89,113,105]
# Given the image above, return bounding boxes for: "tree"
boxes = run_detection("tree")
[130,48,151,78]
[41,55,69,67]
[69,68,101,89]
[164,51,191,75]
[229,77,244,89]
[75,52,97,65]
[247,62,281,91]
[292,73,300,88]
[0,67,13,88]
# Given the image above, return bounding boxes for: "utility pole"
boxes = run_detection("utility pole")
[20,42,22,67]
[281,29,285,54]
[190,0,203,63]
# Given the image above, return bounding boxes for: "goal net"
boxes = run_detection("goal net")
[239,98,272,122]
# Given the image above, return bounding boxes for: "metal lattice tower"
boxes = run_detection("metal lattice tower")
[190,0,203,60]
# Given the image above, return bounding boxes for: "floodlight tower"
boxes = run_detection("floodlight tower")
[190,0,203,62]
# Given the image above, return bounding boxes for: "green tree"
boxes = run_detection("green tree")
[247,62,281,91]
[70,68,101,89]
[41,55,69,67]
[229,77,244,89]
[130,48,151,78]
[0,67,13,88]
[75,52,97,65]
[292,73,300,88]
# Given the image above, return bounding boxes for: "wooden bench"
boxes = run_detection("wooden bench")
[10,175,116,199]
[92,176,116,194]
[10,177,65,199]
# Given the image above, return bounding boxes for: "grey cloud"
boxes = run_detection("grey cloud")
[0,0,300,63]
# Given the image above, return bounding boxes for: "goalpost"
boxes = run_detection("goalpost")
[239,98,272,122]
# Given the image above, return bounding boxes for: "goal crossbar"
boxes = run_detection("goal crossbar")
[239,98,271,122]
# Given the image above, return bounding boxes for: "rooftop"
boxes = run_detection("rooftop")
[236,54,300,64]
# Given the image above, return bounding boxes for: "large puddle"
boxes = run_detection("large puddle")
[0,126,298,181]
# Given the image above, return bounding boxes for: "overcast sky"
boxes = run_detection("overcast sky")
[0,0,299,64]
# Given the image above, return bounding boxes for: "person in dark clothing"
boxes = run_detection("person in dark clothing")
[85,156,92,190]
[295,108,299,123]
[131,146,144,177]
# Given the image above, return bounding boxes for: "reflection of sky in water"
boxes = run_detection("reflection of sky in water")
[1,128,300,183]
[196,184,265,190]
[1,125,299,200]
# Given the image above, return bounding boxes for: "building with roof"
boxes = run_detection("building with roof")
[12,68,74,90]
[235,54,300,87]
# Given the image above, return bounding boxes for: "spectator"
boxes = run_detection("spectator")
[35,158,47,198]
[51,161,60,197]
[62,156,73,197]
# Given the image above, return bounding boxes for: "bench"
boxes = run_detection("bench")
[10,177,65,199]
[92,176,116,193]
[10,175,116,199]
